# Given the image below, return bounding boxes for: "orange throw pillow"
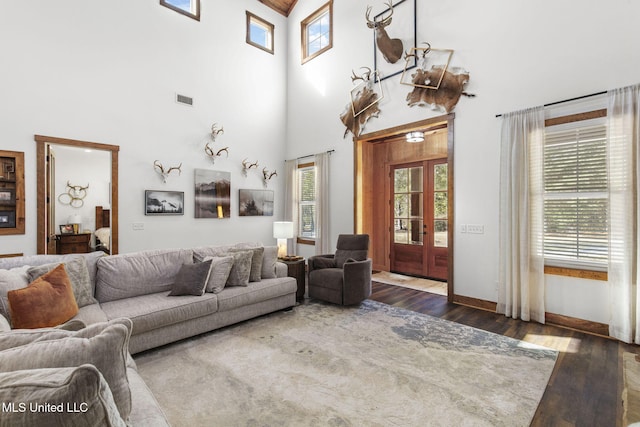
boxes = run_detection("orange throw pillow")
[8,264,79,329]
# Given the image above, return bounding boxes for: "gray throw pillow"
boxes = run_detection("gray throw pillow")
[27,257,98,308]
[0,266,30,326]
[222,251,253,287]
[261,246,278,279]
[0,365,127,427]
[202,256,234,293]
[0,320,133,420]
[230,246,264,282]
[168,260,212,297]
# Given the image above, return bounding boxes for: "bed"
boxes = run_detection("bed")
[94,206,111,254]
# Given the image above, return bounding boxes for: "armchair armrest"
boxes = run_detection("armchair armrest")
[308,254,336,273]
[342,259,373,305]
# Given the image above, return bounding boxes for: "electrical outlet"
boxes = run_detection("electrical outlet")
[467,224,484,234]
[132,222,144,231]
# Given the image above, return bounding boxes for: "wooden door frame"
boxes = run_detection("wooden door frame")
[35,135,119,255]
[354,114,454,302]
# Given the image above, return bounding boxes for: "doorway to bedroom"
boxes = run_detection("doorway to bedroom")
[354,115,454,302]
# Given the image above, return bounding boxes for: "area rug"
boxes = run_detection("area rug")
[134,300,557,427]
[623,352,640,425]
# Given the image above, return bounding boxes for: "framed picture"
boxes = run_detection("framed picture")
[195,169,231,218]
[350,70,384,117]
[400,47,454,89]
[239,189,274,216]
[145,190,184,215]
[59,224,74,234]
[0,211,15,228]
[0,188,15,204]
[372,0,416,81]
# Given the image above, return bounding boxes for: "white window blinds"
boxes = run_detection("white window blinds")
[543,121,608,269]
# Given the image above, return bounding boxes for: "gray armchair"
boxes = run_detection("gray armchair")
[307,234,372,305]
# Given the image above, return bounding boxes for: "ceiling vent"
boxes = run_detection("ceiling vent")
[176,93,193,106]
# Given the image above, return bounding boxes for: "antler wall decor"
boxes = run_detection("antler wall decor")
[58,181,89,208]
[241,158,259,177]
[204,123,229,164]
[340,66,383,138]
[262,167,277,188]
[154,160,182,183]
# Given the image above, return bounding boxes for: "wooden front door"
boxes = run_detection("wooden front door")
[390,159,448,280]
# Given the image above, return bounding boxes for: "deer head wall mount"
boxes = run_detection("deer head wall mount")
[204,123,229,164]
[340,66,383,138]
[154,160,182,183]
[366,1,404,64]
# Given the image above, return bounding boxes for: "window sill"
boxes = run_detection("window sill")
[544,265,607,281]
[297,237,315,246]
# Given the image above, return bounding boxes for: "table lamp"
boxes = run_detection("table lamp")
[273,221,294,258]
[68,214,82,234]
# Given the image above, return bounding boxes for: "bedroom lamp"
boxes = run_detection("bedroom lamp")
[68,214,82,234]
[273,221,294,258]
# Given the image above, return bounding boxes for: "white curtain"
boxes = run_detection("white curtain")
[497,106,546,323]
[607,84,640,343]
[314,152,331,254]
[284,159,299,256]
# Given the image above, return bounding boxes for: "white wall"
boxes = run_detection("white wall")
[53,146,111,242]
[2,0,639,325]
[0,0,288,254]
[285,0,640,324]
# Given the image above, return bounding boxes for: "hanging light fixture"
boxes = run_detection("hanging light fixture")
[405,131,425,143]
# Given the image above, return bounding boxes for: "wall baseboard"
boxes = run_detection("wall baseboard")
[452,294,611,339]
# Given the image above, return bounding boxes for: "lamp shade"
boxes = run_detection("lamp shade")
[68,214,82,224]
[273,221,294,239]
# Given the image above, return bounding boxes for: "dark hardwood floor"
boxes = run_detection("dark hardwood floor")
[369,281,637,427]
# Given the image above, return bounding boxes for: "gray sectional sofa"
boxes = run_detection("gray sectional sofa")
[0,243,297,426]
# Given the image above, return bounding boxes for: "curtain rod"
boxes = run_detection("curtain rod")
[293,149,335,161]
[495,90,607,118]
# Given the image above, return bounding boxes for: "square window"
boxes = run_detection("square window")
[246,11,274,54]
[301,1,333,64]
[160,0,200,21]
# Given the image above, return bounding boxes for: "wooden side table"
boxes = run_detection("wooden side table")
[56,233,91,254]
[281,258,306,300]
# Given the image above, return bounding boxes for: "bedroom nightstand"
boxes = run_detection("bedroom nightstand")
[281,258,306,300]
[56,233,91,254]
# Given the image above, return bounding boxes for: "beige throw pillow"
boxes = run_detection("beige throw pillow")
[203,256,234,293]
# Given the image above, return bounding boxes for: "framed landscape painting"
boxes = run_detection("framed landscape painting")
[145,190,184,215]
[195,169,231,218]
[239,189,274,216]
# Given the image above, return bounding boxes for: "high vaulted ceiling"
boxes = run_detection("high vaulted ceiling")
[259,0,299,17]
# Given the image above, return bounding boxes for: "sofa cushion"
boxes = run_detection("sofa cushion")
[0,265,30,326]
[203,256,234,293]
[0,365,126,427]
[168,260,212,297]
[223,250,253,287]
[216,277,297,312]
[231,246,264,282]
[100,292,218,335]
[0,321,132,420]
[8,264,79,329]
[95,248,193,303]
[27,256,98,307]
[0,313,9,332]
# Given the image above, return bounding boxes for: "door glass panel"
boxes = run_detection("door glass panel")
[410,219,424,244]
[393,166,424,245]
[394,219,408,244]
[434,164,447,191]
[434,192,447,219]
[409,167,423,192]
[434,220,448,247]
